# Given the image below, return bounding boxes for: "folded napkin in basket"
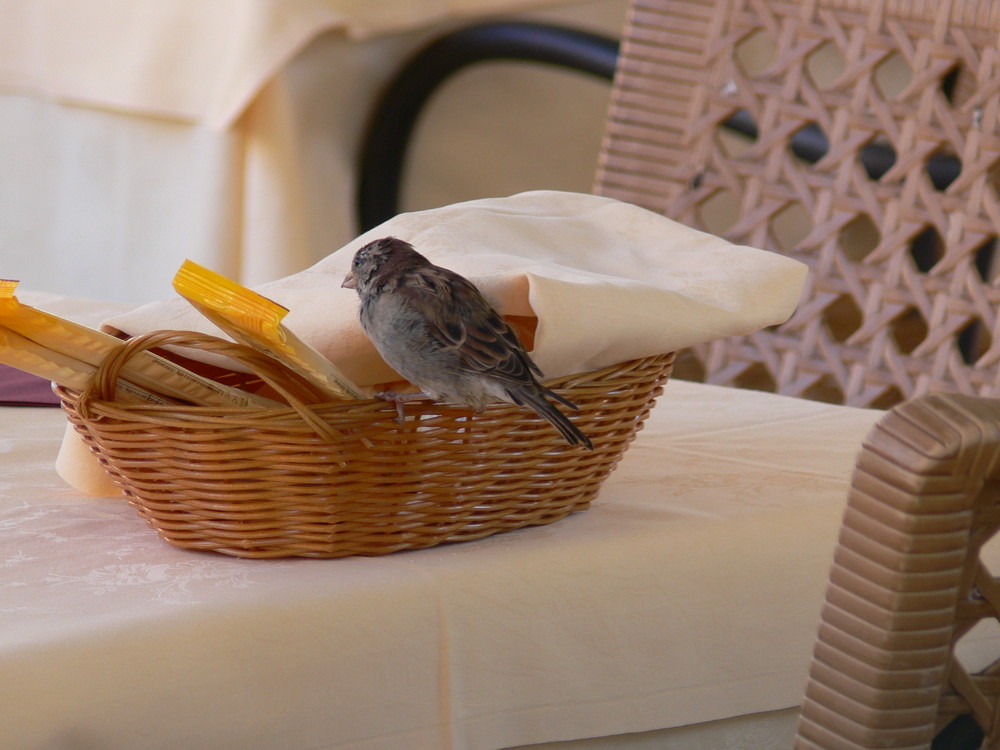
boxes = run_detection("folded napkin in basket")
[59,191,807,495]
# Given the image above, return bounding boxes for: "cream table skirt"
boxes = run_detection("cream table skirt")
[0,290,897,749]
[1,0,627,305]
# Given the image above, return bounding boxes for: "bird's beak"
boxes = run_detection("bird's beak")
[341,271,356,289]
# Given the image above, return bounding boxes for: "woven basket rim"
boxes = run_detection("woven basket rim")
[57,347,673,420]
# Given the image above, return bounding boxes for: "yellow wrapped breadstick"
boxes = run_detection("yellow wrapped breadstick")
[0,325,171,404]
[0,281,279,408]
[173,260,366,400]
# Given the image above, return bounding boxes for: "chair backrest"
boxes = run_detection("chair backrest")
[595,0,1000,409]
[795,393,1000,748]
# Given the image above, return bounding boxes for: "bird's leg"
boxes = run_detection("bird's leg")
[374,391,433,423]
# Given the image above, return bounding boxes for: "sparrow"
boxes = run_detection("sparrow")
[341,237,593,449]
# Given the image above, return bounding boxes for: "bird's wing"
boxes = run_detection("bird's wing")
[400,267,543,385]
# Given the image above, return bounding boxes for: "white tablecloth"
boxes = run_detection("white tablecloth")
[1,288,891,749]
[1,0,627,305]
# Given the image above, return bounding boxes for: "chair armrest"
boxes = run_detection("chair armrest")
[797,394,1000,749]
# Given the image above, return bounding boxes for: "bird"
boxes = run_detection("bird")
[341,236,593,449]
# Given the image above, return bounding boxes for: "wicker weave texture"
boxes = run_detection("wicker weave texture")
[795,393,1000,748]
[597,0,1000,408]
[59,331,672,559]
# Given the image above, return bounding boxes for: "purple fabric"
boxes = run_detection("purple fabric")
[0,364,61,407]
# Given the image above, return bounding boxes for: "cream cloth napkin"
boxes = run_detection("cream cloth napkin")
[103,190,807,383]
[59,190,807,494]
[0,0,584,128]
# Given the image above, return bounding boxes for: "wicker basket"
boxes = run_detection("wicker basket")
[57,330,673,558]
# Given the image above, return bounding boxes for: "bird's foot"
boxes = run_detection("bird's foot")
[374,391,432,423]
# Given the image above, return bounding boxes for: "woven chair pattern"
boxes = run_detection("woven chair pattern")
[596,0,1000,408]
[795,393,1000,748]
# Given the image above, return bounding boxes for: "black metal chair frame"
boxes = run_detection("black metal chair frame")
[355,21,618,233]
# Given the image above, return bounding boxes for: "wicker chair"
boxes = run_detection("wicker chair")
[356,0,1000,746]
[592,8,1000,742]
[594,0,1000,411]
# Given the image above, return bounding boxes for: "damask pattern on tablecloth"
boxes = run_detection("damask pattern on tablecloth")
[0,377,908,750]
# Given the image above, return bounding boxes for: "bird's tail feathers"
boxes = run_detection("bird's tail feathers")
[545,388,579,412]
[508,387,593,450]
